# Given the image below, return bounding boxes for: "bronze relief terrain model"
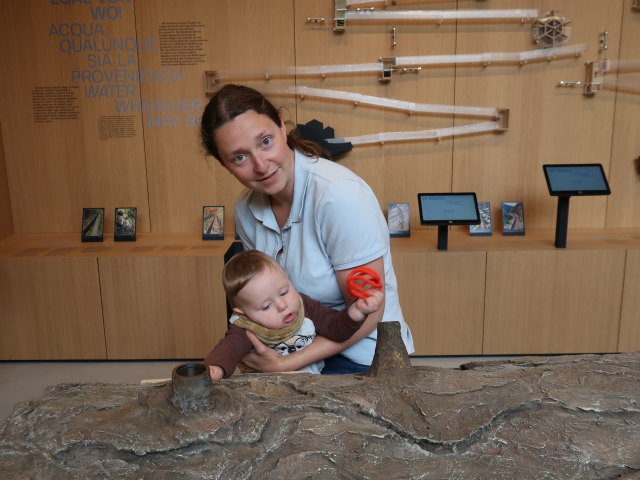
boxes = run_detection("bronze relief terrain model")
[0,323,639,479]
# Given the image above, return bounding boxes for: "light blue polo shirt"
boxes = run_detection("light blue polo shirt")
[234,151,414,365]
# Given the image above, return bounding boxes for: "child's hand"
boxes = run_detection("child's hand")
[349,289,384,322]
[209,365,224,381]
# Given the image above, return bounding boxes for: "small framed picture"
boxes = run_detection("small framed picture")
[502,201,525,236]
[469,201,492,236]
[202,206,224,240]
[387,203,410,238]
[114,207,137,242]
[81,208,104,242]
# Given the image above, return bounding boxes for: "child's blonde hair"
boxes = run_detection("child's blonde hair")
[222,250,284,306]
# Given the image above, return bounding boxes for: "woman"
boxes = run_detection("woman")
[200,84,414,374]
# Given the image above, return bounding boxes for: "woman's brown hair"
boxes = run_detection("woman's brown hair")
[200,84,328,162]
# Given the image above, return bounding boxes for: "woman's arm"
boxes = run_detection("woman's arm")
[240,257,386,372]
[241,333,341,372]
[335,256,386,339]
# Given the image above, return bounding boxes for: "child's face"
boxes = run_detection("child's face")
[233,266,301,330]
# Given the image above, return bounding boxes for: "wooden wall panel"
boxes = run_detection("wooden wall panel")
[0,121,12,239]
[484,249,625,354]
[99,255,228,359]
[454,0,623,229]
[135,0,297,233]
[393,248,485,355]
[0,257,105,359]
[0,1,639,362]
[0,1,149,234]
[0,1,638,235]
[619,249,640,352]
[292,1,456,231]
[607,1,640,227]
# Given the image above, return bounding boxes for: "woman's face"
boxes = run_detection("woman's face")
[214,110,294,198]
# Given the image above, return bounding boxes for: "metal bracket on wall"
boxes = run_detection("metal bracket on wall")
[334,0,347,32]
[497,108,509,132]
[204,71,219,93]
[557,61,603,96]
[599,30,608,52]
[379,57,395,82]
[583,61,603,96]
[379,57,421,82]
[560,58,640,96]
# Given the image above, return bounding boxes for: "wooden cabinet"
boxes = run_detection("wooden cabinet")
[0,256,105,360]
[393,250,485,356]
[0,234,233,360]
[100,255,228,359]
[392,228,640,356]
[619,249,640,352]
[483,249,624,354]
[1,229,639,360]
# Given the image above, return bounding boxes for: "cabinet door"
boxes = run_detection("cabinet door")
[484,249,625,354]
[99,256,228,359]
[394,250,486,355]
[0,257,105,360]
[619,249,640,352]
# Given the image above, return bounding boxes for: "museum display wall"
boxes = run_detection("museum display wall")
[0,0,639,360]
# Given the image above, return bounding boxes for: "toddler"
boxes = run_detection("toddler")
[204,250,383,379]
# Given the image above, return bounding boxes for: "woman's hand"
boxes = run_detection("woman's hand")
[240,331,290,373]
[242,332,343,373]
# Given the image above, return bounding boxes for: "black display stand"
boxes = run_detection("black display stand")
[543,164,611,249]
[437,225,449,251]
[417,193,480,251]
[554,196,571,248]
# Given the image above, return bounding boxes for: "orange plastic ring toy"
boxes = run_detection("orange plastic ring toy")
[347,267,382,299]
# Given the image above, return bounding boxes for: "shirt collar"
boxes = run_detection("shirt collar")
[290,150,314,224]
[247,150,315,229]
[247,191,278,230]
